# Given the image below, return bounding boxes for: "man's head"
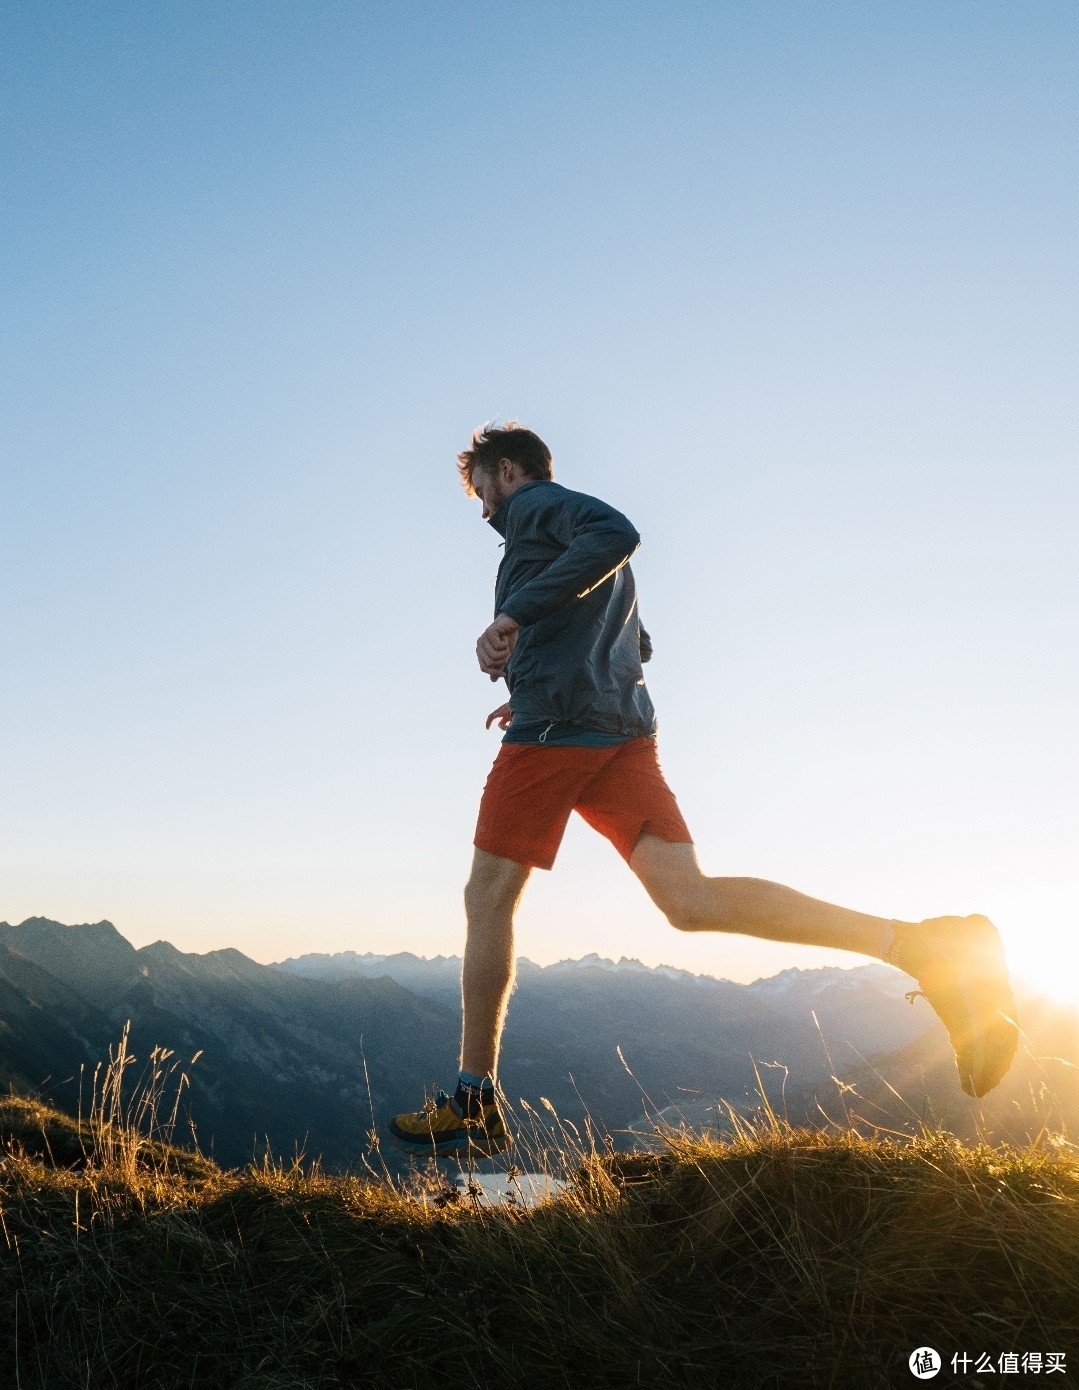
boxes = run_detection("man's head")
[457,421,553,521]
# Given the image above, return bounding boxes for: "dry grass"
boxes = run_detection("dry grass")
[0,1050,1077,1389]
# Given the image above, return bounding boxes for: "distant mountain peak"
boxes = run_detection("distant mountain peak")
[748,962,902,998]
[0,916,138,1008]
[8,916,122,938]
[138,940,184,959]
[534,954,739,986]
[272,948,459,971]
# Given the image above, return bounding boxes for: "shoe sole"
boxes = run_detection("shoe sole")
[388,1129,513,1158]
[954,915,1020,1097]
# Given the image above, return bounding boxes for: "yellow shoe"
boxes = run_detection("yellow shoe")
[888,914,1020,1097]
[388,1087,512,1157]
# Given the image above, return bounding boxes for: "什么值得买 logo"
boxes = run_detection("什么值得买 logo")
[909,1347,941,1379]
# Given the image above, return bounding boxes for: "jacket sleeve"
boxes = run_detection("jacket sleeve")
[498,492,641,627]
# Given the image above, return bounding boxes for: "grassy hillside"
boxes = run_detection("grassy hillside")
[1,1088,1077,1389]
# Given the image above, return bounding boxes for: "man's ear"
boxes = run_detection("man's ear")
[498,457,517,484]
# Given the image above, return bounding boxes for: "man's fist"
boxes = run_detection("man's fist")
[476,613,520,680]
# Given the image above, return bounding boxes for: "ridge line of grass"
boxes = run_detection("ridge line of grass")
[1,1089,1077,1388]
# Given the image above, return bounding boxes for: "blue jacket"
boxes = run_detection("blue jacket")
[489,480,657,737]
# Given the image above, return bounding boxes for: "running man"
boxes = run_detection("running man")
[389,422,1019,1156]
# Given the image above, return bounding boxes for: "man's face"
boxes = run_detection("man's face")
[471,465,508,522]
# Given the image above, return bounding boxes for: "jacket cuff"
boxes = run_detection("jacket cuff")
[499,599,528,626]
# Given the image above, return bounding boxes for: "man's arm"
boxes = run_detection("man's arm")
[498,492,640,629]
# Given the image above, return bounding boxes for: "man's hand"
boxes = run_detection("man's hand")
[486,703,512,731]
[476,613,520,680]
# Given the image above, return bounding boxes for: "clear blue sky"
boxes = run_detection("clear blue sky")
[2,1,1076,995]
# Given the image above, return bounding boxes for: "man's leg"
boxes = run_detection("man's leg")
[460,847,531,1078]
[628,834,1019,1097]
[388,846,529,1156]
[628,835,896,956]
[389,742,595,1154]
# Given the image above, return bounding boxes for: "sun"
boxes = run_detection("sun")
[1003,926,1079,1010]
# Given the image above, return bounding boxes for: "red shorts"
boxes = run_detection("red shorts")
[473,736,693,870]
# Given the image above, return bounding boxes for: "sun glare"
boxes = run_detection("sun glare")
[1004,930,1079,1009]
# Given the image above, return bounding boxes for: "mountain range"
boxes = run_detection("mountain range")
[1,918,1074,1172]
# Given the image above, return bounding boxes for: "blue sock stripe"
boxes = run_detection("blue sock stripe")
[458,1070,494,1090]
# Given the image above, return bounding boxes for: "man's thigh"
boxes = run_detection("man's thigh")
[574,737,694,863]
[473,743,614,870]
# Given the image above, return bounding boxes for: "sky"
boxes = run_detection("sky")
[2,1,1077,997]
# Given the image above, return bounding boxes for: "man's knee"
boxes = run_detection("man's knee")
[629,836,713,932]
[657,886,712,933]
[465,848,530,919]
[636,867,711,934]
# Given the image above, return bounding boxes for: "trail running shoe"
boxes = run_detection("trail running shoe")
[388,1088,512,1157]
[887,914,1020,1097]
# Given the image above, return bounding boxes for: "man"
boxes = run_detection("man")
[389,422,1019,1157]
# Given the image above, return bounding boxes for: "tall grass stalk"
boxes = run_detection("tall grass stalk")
[76,1020,201,1180]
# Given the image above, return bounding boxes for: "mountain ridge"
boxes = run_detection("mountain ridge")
[0,917,1074,1169]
